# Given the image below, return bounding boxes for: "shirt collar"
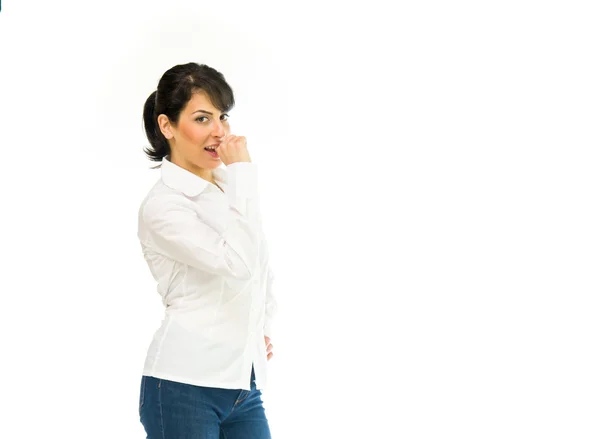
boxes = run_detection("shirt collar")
[161,155,227,197]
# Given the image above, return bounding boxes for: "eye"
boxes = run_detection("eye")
[221,114,229,121]
[195,116,208,123]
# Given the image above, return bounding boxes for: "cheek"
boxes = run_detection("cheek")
[180,123,208,144]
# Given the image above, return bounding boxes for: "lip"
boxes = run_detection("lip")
[205,147,220,159]
[204,144,220,156]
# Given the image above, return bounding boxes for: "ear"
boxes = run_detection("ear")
[157,114,174,140]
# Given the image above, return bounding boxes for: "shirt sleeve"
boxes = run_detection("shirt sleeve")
[141,163,261,280]
[264,264,278,338]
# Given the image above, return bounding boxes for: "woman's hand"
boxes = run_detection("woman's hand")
[216,134,251,165]
[265,336,273,361]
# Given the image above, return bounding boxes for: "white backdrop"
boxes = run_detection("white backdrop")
[1,0,599,438]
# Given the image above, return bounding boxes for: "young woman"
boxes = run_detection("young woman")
[137,62,277,439]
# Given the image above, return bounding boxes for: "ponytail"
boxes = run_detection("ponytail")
[143,90,170,167]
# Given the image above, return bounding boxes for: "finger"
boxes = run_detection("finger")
[221,134,233,145]
[233,136,245,149]
[217,135,234,156]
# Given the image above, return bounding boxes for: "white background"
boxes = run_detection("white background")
[1,0,599,437]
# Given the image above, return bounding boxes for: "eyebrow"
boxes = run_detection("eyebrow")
[192,109,214,115]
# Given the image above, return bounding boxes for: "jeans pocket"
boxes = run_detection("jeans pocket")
[139,376,147,414]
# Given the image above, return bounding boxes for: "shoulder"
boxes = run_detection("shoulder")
[139,182,197,224]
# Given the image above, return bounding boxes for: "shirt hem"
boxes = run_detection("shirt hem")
[141,369,256,391]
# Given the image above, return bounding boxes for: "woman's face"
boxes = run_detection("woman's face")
[161,90,231,172]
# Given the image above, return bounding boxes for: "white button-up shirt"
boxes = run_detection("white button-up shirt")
[137,156,277,391]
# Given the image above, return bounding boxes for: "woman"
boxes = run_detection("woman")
[137,62,277,439]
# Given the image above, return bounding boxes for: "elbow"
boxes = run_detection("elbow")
[223,238,260,280]
[227,255,259,281]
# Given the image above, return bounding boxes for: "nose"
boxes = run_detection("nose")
[212,119,226,138]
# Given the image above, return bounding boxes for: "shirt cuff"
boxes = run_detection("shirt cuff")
[226,162,258,200]
[264,320,274,339]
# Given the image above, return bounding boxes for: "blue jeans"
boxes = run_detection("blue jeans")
[139,367,272,439]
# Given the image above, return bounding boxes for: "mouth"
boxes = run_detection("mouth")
[204,145,220,158]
